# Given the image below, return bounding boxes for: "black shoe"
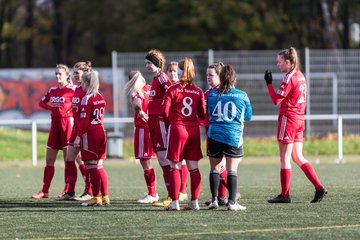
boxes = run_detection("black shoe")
[311,187,327,203]
[205,197,227,206]
[218,198,227,206]
[268,194,291,203]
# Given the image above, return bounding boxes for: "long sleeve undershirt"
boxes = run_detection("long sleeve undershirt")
[267,84,284,105]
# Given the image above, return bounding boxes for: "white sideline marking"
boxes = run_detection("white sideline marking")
[21,224,360,239]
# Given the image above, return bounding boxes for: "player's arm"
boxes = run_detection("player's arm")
[132,97,148,122]
[244,93,252,121]
[264,70,284,105]
[162,90,171,130]
[39,91,52,111]
[197,91,206,120]
[76,100,91,137]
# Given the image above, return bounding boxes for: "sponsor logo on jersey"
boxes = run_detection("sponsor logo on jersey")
[50,96,65,103]
[72,97,80,104]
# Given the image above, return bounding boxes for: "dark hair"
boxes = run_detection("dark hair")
[207,62,224,76]
[278,47,300,71]
[218,65,236,94]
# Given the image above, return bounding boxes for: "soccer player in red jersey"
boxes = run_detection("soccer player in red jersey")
[73,71,109,206]
[265,47,327,203]
[165,62,188,202]
[57,61,93,201]
[145,49,173,206]
[32,64,75,199]
[125,70,159,203]
[163,57,206,211]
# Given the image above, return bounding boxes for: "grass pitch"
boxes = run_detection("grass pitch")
[0,157,359,240]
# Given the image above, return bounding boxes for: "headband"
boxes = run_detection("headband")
[145,54,161,68]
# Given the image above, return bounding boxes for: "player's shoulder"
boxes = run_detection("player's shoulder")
[157,72,169,84]
[168,82,181,91]
[65,84,76,91]
[48,86,58,92]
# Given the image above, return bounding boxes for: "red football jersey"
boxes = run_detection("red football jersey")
[163,82,205,126]
[77,92,106,137]
[277,69,306,119]
[71,85,86,128]
[132,84,151,128]
[148,72,171,116]
[39,84,75,118]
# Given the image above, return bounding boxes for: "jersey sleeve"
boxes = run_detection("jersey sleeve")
[197,90,206,120]
[77,96,91,137]
[162,88,172,129]
[39,90,52,111]
[243,92,252,121]
[159,73,172,89]
[267,84,284,105]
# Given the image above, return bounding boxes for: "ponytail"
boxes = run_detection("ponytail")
[278,47,300,71]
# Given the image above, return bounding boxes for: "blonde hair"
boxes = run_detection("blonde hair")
[125,71,146,99]
[278,47,300,71]
[81,71,99,96]
[73,61,93,72]
[56,64,72,84]
[166,61,178,73]
[178,57,195,84]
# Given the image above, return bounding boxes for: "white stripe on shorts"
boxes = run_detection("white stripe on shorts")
[279,115,287,141]
[138,128,144,158]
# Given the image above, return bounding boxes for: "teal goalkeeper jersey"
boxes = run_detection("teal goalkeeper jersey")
[207,87,252,148]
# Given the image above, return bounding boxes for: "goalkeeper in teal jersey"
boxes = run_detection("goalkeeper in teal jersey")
[206,65,252,211]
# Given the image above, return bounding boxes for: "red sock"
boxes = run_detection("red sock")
[189,168,201,201]
[170,168,181,200]
[85,170,92,195]
[144,168,156,197]
[65,162,77,193]
[161,165,171,197]
[42,165,55,193]
[180,163,188,193]
[62,164,69,193]
[88,167,101,197]
[301,162,322,190]
[78,163,87,180]
[98,167,109,196]
[280,169,291,197]
[218,167,228,199]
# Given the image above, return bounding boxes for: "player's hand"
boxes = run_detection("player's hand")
[138,110,148,122]
[264,70,272,85]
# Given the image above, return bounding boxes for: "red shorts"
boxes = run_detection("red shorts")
[67,125,79,146]
[277,114,304,143]
[148,115,167,151]
[47,117,73,150]
[80,128,107,161]
[134,126,156,160]
[166,124,203,162]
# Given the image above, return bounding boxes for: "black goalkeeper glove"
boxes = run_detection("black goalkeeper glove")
[264,70,272,85]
